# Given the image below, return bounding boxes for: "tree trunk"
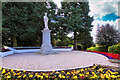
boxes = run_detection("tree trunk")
[13,36,17,47]
[74,30,77,50]
[52,38,56,47]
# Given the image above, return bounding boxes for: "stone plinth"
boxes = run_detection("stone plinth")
[39,28,57,54]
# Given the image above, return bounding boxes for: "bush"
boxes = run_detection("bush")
[77,44,83,50]
[87,47,108,52]
[108,44,120,54]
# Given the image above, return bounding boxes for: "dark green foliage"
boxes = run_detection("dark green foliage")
[108,43,120,54]
[78,32,94,50]
[87,47,108,52]
[57,2,93,50]
[56,35,73,46]
[96,24,120,48]
[77,44,83,50]
[2,2,58,47]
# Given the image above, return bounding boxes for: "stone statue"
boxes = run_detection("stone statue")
[44,13,48,29]
[39,12,57,54]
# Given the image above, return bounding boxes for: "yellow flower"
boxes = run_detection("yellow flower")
[43,73,46,76]
[3,69,6,71]
[72,76,77,79]
[92,72,95,75]
[62,75,65,78]
[79,74,82,77]
[67,72,70,75]
[17,75,21,78]
[17,69,20,72]
[92,66,96,69]
[94,74,97,78]
[81,69,84,72]
[2,70,5,74]
[40,76,43,79]
[71,72,74,74]
[35,73,38,76]
[98,68,103,72]
[23,75,26,78]
[23,70,26,73]
[91,76,95,79]
[86,72,89,75]
[7,75,11,79]
[5,73,8,76]
[8,72,10,75]
[59,74,62,78]
[11,69,13,72]
[56,71,59,74]
[61,71,64,73]
[85,68,87,71]
[111,72,116,75]
[45,75,48,78]
[7,69,9,71]
[77,70,80,73]
[111,75,116,78]
[117,75,120,78]
[106,75,110,79]
[0,67,2,70]
[29,75,33,78]
[100,74,104,79]
[115,72,118,74]
[37,75,40,78]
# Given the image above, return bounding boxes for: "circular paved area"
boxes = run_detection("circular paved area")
[2,51,118,70]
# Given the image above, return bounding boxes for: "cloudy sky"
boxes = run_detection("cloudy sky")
[53,0,120,42]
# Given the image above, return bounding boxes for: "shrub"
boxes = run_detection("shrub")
[108,44,120,54]
[87,47,108,52]
[96,24,120,48]
[77,44,83,50]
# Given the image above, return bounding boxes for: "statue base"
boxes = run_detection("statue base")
[39,44,57,55]
[39,28,57,55]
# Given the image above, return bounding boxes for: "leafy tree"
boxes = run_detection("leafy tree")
[2,2,58,47]
[96,24,120,48]
[57,2,93,50]
[78,31,93,50]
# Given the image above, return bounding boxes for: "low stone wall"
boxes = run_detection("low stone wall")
[0,51,13,57]
[2,47,73,54]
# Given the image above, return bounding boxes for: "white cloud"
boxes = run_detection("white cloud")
[89,1,118,18]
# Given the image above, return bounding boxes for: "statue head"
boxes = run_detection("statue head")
[45,13,47,16]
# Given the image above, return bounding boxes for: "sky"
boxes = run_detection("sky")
[53,0,120,42]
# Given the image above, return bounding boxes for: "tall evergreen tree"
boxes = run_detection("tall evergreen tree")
[57,2,93,50]
[2,2,58,47]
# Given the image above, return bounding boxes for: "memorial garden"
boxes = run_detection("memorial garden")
[1,1,120,80]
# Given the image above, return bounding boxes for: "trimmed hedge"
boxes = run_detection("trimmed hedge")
[108,44,120,54]
[87,47,108,52]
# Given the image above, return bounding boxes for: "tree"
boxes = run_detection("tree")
[2,2,58,47]
[57,2,93,50]
[96,24,120,48]
[2,2,47,46]
[78,31,93,50]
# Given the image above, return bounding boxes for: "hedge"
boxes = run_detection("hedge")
[87,47,108,52]
[108,44,120,54]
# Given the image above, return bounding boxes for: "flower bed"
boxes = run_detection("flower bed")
[85,50,120,60]
[2,48,11,52]
[1,65,120,79]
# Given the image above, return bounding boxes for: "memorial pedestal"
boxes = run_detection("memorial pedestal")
[39,28,57,54]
